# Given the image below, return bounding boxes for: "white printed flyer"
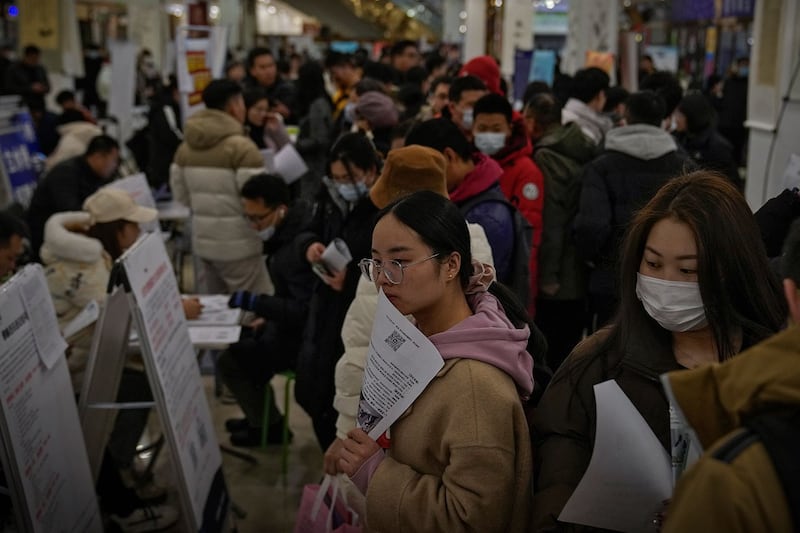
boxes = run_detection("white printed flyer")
[357,290,444,438]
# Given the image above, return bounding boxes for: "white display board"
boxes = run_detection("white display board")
[0,265,102,533]
[117,232,228,532]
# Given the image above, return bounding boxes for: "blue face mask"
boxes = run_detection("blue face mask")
[344,102,357,124]
[474,132,507,156]
[336,181,368,202]
[738,67,749,77]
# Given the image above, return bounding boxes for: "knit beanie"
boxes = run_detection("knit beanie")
[459,56,502,95]
[355,91,400,130]
[369,145,448,209]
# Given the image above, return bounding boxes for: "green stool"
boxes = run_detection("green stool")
[262,370,295,477]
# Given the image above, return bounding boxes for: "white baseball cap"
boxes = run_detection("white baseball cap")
[83,188,157,224]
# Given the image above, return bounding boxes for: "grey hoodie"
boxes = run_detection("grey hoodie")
[604,123,678,160]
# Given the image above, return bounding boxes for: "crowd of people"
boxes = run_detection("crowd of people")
[0,37,799,533]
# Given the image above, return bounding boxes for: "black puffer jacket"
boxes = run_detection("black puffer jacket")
[245,200,316,361]
[574,124,696,297]
[293,183,379,448]
[674,127,742,190]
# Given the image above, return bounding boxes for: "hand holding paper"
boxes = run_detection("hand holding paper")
[558,380,672,533]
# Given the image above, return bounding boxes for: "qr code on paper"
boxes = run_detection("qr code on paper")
[384,330,406,352]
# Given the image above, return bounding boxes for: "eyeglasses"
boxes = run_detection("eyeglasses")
[243,208,275,224]
[358,254,440,285]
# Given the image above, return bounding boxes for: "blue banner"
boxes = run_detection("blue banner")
[530,50,557,87]
[0,122,38,208]
[513,49,533,104]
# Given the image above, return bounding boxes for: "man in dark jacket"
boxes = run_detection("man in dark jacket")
[26,134,120,258]
[221,174,315,446]
[244,47,298,123]
[406,118,515,283]
[526,93,597,371]
[4,45,49,99]
[574,91,695,331]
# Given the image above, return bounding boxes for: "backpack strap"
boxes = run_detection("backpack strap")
[743,410,800,531]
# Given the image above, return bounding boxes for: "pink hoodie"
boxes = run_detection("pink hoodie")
[429,290,534,400]
[350,289,535,495]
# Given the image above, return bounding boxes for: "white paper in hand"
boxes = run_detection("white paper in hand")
[558,379,672,533]
[357,290,444,439]
[321,238,352,273]
[274,144,308,184]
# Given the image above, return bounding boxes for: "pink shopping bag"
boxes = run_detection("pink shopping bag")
[293,474,362,533]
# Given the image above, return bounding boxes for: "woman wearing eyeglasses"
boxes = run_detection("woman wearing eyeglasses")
[294,132,382,450]
[338,190,534,532]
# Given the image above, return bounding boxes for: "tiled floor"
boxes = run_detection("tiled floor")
[140,373,324,533]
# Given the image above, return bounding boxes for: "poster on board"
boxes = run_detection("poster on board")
[0,265,102,533]
[120,233,228,532]
[176,26,228,119]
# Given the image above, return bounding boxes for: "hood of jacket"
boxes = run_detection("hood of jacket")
[494,116,532,166]
[604,123,678,160]
[535,122,597,164]
[562,98,613,141]
[429,291,534,399]
[664,326,800,449]
[450,153,503,204]
[39,211,103,264]
[56,121,103,141]
[183,108,245,150]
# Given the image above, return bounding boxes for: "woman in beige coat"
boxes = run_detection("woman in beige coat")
[339,191,534,532]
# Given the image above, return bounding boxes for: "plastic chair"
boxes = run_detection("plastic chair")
[262,370,296,477]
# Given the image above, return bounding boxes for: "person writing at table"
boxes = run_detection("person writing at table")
[221,174,316,446]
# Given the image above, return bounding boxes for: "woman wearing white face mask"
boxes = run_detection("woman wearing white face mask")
[294,132,382,449]
[531,172,787,532]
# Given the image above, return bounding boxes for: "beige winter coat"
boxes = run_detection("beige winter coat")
[169,108,265,262]
[40,211,111,393]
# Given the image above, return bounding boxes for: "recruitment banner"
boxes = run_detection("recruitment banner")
[176,26,228,119]
[18,0,59,50]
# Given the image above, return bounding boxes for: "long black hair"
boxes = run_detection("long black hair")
[615,172,785,361]
[296,61,332,119]
[328,132,382,182]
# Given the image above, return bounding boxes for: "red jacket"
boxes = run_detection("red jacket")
[493,116,545,315]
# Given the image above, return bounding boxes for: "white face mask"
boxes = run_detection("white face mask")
[462,108,474,130]
[474,132,506,156]
[635,273,708,332]
[336,181,368,202]
[257,225,276,241]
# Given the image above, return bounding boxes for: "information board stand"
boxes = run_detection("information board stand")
[0,265,102,532]
[79,232,230,532]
